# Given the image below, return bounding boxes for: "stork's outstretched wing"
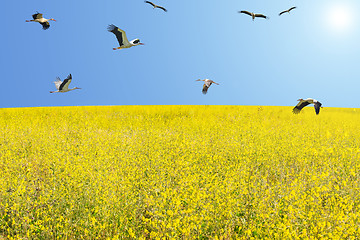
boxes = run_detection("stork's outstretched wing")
[145,1,156,7]
[32,12,43,20]
[157,6,167,12]
[54,77,62,90]
[239,11,252,16]
[293,101,311,114]
[40,21,50,30]
[107,24,129,47]
[314,102,322,115]
[288,7,297,12]
[255,14,268,19]
[202,84,209,95]
[59,74,72,91]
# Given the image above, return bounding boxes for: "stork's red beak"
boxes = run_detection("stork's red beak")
[139,43,144,45]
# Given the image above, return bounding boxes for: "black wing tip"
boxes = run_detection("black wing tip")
[107,24,116,31]
[315,102,322,114]
[292,107,301,114]
[67,74,72,79]
[41,22,50,30]
[33,12,42,19]
[202,87,208,95]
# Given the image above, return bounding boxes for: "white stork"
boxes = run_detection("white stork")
[293,98,322,115]
[26,12,56,30]
[279,7,297,16]
[50,74,81,93]
[107,24,144,50]
[196,79,219,95]
[239,11,269,20]
[145,1,167,12]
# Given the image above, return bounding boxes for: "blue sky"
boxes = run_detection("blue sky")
[1,0,359,108]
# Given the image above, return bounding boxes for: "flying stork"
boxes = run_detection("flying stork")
[50,74,81,93]
[293,98,322,115]
[196,79,219,95]
[107,24,144,50]
[279,7,297,16]
[238,11,269,20]
[26,12,56,30]
[145,1,167,12]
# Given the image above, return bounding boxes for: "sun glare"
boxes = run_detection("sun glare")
[327,4,353,32]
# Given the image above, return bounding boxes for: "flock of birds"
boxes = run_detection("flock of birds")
[25,2,322,115]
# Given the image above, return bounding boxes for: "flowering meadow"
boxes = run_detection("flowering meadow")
[1,105,360,239]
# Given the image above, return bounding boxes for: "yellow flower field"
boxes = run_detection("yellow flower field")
[1,105,360,239]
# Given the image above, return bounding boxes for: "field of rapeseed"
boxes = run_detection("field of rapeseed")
[1,105,360,239]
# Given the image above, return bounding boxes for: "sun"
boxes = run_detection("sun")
[326,4,353,32]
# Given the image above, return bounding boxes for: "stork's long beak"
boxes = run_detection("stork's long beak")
[138,43,144,45]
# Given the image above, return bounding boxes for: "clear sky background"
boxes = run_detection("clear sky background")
[1,0,359,108]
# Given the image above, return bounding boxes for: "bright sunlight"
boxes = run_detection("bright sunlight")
[326,4,353,33]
